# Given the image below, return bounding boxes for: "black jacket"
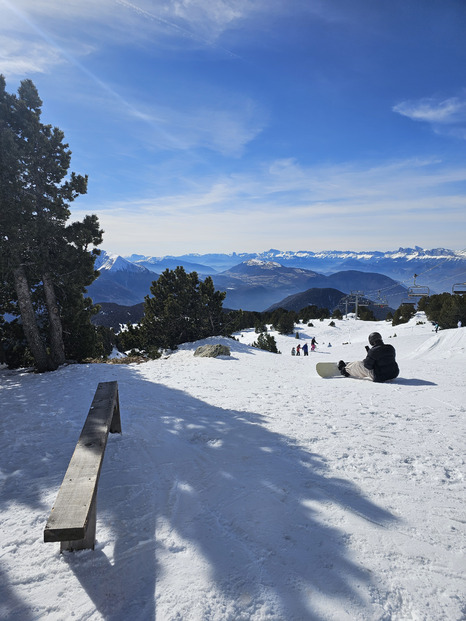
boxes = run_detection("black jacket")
[363,342,399,382]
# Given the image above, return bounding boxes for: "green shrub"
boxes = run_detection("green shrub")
[252,332,279,353]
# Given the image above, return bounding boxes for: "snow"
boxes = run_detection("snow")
[245,259,283,269]
[108,347,126,359]
[259,248,464,261]
[1,313,465,620]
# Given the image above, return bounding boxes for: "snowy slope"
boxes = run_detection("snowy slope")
[1,314,465,620]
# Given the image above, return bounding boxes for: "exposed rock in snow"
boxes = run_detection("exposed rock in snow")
[193,344,231,357]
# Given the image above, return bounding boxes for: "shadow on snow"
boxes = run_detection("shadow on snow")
[0,363,398,620]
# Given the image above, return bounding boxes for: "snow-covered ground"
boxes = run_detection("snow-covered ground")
[1,313,465,620]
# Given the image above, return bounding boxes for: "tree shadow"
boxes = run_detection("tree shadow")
[88,365,396,619]
[0,371,68,620]
[0,363,398,619]
[0,566,36,621]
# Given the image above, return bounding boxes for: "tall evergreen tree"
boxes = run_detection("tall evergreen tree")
[0,76,102,371]
[271,309,295,335]
[142,267,226,351]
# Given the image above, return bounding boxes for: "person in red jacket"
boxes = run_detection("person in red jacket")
[338,332,399,382]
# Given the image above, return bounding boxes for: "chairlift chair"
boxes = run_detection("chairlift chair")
[452,282,466,295]
[401,298,416,307]
[407,274,430,299]
[375,290,388,307]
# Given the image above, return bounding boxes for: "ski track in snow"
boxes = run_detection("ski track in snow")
[0,314,465,620]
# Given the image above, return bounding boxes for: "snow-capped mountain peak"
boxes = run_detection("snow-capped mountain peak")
[95,251,148,273]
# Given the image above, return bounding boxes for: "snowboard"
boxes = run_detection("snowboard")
[316,362,342,378]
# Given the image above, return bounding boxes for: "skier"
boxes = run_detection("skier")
[302,343,309,356]
[338,332,399,382]
[296,344,301,356]
[311,337,317,351]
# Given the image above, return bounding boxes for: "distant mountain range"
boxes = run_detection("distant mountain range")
[126,246,466,285]
[87,247,466,312]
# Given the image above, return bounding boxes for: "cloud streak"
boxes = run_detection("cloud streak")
[0,35,64,74]
[393,94,466,140]
[71,156,466,254]
[123,98,266,157]
[2,0,264,51]
[1,0,266,156]
[82,157,466,218]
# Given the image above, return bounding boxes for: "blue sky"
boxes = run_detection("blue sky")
[1,0,466,256]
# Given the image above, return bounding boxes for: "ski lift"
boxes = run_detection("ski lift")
[452,282,466,295]
[374,290,388,308]
[401,298,416,307]
[338,291,370,318]
[407,274,430,299]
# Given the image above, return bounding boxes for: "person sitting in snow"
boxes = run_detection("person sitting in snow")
[338,332,399,383]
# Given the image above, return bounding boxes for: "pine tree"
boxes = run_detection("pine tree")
[0,77,102,370]
[198,275,226,339]
[116,323,143,354]
[142,267,226,351]
[271,309,295,335]
[392,303,416,326]
[252,332,279,353]
[358,307,376,321]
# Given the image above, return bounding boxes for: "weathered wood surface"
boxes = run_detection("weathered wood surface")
[44,381,121,551]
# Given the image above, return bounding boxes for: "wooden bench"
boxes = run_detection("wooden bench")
[44,381,122,552]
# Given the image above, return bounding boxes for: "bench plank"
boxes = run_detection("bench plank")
[44,381,121,550]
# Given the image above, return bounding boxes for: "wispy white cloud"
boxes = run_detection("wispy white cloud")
[393,95,466,140]
[125,98,266,156]
[0,35,64,75]
[393,96,466,124]
[0,0,98,77]
[2,0,264,50]
[121,0,252,43]
[0,0,265,154]
[71,156,466,254]
[97,156,466,217]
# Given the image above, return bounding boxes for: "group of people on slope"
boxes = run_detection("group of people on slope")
[292,337,317,357]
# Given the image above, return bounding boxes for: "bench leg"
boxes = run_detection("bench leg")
[110,396,122,434]
[60,495,97,553]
